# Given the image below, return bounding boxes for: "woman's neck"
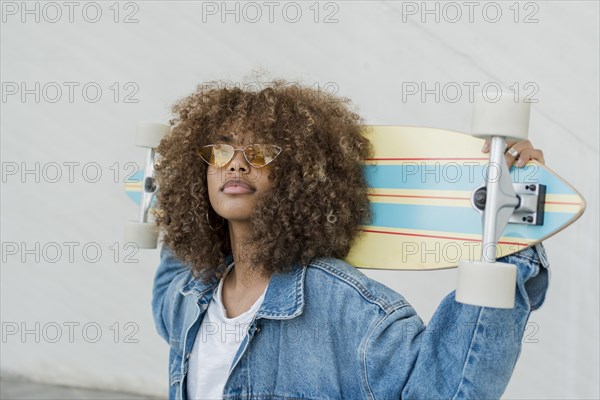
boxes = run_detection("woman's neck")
[226,221,271,293]
[220,221,271,318]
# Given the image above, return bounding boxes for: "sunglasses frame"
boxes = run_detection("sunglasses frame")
[199,143,282,168]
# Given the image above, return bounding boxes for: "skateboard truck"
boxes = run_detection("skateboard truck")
[472,183,547,226]
[456,92,535,309]
[123,121,170,249]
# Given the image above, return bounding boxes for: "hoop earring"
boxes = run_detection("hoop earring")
[206,210,225,231]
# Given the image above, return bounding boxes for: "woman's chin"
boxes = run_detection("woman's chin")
[217,212,253,224]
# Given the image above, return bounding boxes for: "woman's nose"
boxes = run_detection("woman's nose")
[227,148,249,171]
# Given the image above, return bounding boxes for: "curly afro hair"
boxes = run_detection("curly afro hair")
[155,79,374,283]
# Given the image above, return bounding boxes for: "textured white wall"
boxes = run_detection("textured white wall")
[1,1,598,399]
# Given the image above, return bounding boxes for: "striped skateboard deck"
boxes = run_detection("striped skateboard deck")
[345,126,585,270]
[124,126,585,270]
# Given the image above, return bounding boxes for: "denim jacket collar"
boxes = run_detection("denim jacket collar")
[178,254,306,320]
[256,263,305,320]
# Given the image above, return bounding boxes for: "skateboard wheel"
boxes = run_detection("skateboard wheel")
[135,122,170,148]
[124,221,159,249]
[471,91,530,140]
[455,260,516,309]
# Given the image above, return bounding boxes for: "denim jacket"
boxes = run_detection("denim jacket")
[152,244,549,400]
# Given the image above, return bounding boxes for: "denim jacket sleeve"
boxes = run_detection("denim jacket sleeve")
[364,243,550,400]
[151,246,192,344]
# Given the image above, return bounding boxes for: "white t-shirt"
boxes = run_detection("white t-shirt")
[186,262,268,399]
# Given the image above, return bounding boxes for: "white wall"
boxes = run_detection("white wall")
[1,1,598,398]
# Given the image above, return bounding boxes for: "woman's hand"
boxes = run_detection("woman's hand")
[481,139,545,168]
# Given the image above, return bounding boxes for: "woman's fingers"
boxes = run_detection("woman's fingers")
[513,147,545,167]
[481,139,545,168]
[482,139,518,154]
[481,139,491,153]
[504,140,530,167]
[505,140,546,167]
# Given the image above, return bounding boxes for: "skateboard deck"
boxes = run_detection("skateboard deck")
[124,126,585,270]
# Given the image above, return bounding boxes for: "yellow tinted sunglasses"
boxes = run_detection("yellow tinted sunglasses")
[199,143,282,168]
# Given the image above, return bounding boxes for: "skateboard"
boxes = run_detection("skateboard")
[125,95,585,308]
[344,125,585,271]
[125,125,585,266]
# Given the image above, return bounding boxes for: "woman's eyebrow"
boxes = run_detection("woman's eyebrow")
[216,135,232,143]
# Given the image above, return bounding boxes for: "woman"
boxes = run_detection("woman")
[152,80,549,399]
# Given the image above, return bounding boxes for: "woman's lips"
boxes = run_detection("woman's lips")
[222,180,255,194]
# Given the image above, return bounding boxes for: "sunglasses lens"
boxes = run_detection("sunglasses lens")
[199,144,234,167]
[246,144,281,167]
